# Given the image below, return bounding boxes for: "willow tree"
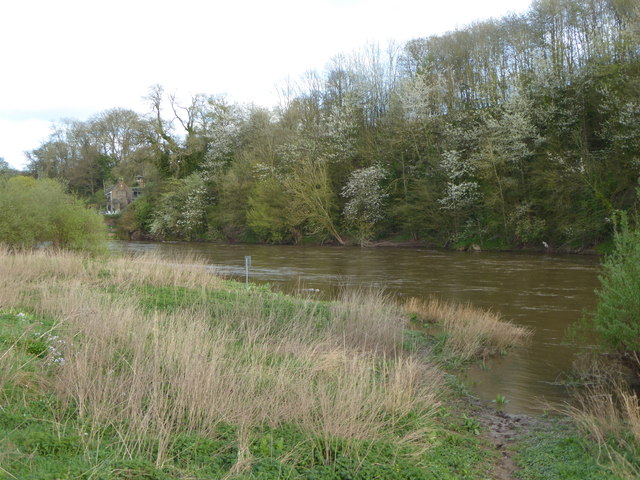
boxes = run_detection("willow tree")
[284,159,345,245]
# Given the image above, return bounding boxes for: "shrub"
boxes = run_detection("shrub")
[116,196,155,239]
[0,176,106,254]
[591,212,640,367]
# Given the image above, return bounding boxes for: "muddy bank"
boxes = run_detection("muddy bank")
[480,409,539,479]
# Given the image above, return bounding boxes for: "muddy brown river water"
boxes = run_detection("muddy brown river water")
[112,241,601,414]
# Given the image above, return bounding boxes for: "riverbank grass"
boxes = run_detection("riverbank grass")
[404,296,532,362]
[3,248,626,479]
[555,382,640,479]
[514,418,621,480]
[0,249,495,479]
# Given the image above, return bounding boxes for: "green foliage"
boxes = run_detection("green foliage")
[116,192,155,239]
[492,394,508,407]
[0,176,106,254]
[247,178,295,243]
[459,414,481,435]
[514,420,618,480]
[213,154,255,241]
[25,336,49,358]
[509,203,546,244]
[20,431,82,456]
[283,159,345,245]
[591,212,640,356]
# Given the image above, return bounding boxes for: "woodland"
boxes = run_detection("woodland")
[23,0,640,249]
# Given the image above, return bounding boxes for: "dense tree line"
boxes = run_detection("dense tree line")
[26,0,640,249]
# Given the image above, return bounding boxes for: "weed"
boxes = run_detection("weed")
[514,419,619,479]
[560,382,640,478]
[460,414,481,435]
[493,393,508,407]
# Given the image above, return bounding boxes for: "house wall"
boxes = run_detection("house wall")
[108,180,133,212]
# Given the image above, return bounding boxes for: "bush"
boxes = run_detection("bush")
[592,212,640,364]
[0,176,106,254]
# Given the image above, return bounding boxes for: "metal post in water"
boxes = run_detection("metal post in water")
[245,255,251,290]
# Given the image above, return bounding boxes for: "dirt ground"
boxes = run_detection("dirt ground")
[474,402,540,480]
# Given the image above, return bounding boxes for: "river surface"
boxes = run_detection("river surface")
[112,241,601,414]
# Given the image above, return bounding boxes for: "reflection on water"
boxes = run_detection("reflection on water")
[111,241,601,414]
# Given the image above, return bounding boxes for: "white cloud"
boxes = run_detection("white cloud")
[0,119,52,169]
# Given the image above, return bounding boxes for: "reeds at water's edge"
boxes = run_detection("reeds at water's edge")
[404,296,533,361]
[554,358,640,480]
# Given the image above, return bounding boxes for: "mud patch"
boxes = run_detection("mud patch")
[474,401,540,480]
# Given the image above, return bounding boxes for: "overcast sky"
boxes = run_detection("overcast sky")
[0,0,533,170]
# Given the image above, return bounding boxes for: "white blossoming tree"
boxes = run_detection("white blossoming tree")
[150,173,210,240]
[438,150,480,212]
[341,165,388,245]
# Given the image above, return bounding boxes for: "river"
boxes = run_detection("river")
[112,241,601,414]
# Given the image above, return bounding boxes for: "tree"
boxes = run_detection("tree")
[145,84,182,177]
[90,108,150,168]
[150,173,210,241]
[0,176,106,254]
[0,158,14,177]
[246,177,294,243]
[341,165,387,245]
[474,95,540,240]
[438,149,481,241]
[27,120,112,197]
[283,159,345,245]
[589,212,640,376]
[15,0,640,248]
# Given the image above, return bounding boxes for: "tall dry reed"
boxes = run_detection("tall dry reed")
[330,289,407,355]
[0,247,223,301]
[103,252,224,290]
[561,383,640,479]
[405,296,532,361]
[47,287,442,465]
[0,248,445,469]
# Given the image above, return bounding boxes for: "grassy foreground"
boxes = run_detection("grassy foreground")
[0,248,624,479]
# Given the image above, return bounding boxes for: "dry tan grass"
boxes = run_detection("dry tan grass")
[0,248,445,468]
[0,247,223,299]
[560,383,640,479]
[0,247,88,307]
[330,289,407,355]
[405,296,532,361]
[103,252,224,290]
[564,384,640,445]
[48,289,443,465]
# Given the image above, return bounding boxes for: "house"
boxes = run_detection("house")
[106,176,144,213]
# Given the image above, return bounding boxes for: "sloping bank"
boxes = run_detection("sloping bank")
[0,248,625,479]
